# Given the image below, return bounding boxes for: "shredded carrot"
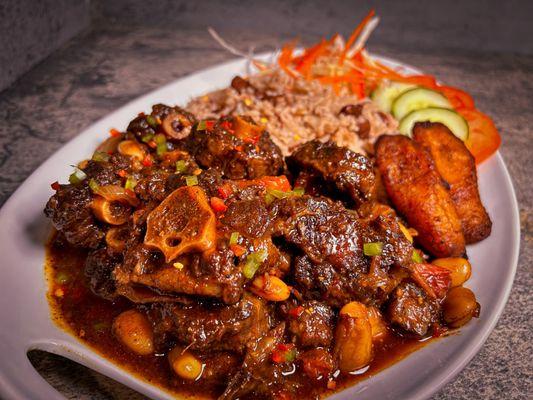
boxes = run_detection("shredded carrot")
[294,39,328,79]
[278,40,298,78]
[271,10,500,162]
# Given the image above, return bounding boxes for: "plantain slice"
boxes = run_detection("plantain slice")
[413,122,491,243]
[375,134,465,257]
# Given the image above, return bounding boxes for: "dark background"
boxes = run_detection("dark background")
[1,0,533,91]
[0,1,531,399]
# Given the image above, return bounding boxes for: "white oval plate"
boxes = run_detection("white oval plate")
[0,54,520,400]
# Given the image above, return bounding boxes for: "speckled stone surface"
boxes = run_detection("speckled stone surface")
[1,24,532,400]
[0,0,89,91]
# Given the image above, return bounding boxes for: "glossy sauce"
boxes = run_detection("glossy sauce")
[46,235,434,399]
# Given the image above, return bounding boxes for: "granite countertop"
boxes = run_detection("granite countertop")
[0,25,531,399]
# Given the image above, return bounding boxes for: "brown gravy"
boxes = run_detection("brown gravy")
[45,235,434,399]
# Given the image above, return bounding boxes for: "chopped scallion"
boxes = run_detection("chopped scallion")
[252,249,268,263]
[175,159,187,173]
[89,179,99,192]
[92,151,110,162]
[264,193,275,205]
[141,133,154,143]
[285,348,297,362]
[411,250,424,263]
[154,134,167,156]
[268,189,289,199]
[265,187,304,203]
[242,259,259,279]
[185,175,198,186]
[68,167,87,185]
[197,120,207,130]
[229,232,240,245]
[363,242,383,256]
[154,134,166,144]
[242,249,268,279]
[292,187,305,196]
[146,115,158,127]
[125,176,137,190]
[157,141,167,156]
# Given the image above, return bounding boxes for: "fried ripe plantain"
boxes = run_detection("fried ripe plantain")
[413,122,491,243]
[375,135,465,258]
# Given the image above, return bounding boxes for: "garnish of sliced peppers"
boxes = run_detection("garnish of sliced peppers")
[271,343,297,363]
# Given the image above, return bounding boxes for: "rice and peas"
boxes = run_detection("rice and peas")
[187,68,397,156]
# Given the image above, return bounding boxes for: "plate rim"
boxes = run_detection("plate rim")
[0,52,520,400]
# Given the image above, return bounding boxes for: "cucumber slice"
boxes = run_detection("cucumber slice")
[392,87,452,120]
[370,82,417,113]
[398,107,469,141]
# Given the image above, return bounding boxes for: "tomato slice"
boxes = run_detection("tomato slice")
[457,108,501,164]
[438,85,475,109]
